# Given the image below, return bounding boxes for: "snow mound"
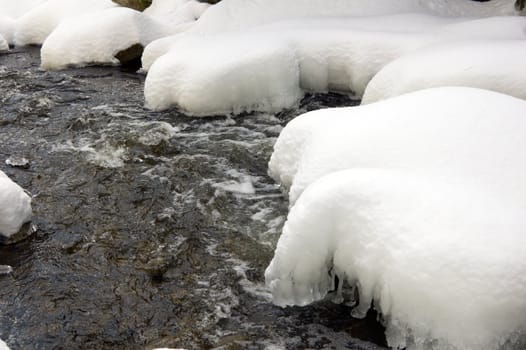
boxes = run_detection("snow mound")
[144,30,303,114]
[266,168,526,350]
[0,171,32,239]
[266,87,526,349]
[15,0,116,46]
[363,39,526,104]
[40,0,209,70]
[41,7,171,70]
[269,87,526,205]
[144,12,526,114]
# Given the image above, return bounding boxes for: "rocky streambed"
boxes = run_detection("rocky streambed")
[0,47,385,350]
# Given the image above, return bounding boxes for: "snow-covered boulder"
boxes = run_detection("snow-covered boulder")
[40,0,209,70]
[0,170,32,241]
[0,0,45,46]
[144,8,526,114]
[363,39,526,104]
[14,0,117,46]
[266,87,526,350]
[266,168,526,350]
[41,7,172,70]
[269,87,526,205]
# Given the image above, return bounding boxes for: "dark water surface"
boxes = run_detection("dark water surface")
[0,47,385,350]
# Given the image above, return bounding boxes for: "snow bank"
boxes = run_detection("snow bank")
[15,0,117,46]
[0,339,9,350]
[266,87,526,350]
[0,170,32,239]
[41,0,209,69]
[363,39,526,103]
[144,14,526,114]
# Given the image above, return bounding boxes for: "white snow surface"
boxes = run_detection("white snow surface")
[363,39,526,103]
[266,87,526,350]
[144,8,526,114]
[0,0,45,18]
[0,170,32,239]
[0,339,9,350]
[269,87,526,205]
[40,0,209,69]
[143,0,209,30]
[190,0,518,34]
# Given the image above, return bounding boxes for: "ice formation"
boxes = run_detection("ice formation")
[0,170,32,239]
[265,87,526,349]
[40,0,209,69]
[363,39,526,103]
[144,0,525,114]
[14,0,116,46]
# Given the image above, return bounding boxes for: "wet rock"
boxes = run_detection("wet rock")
[5,156,30,169]
[112,0,152,11]
[115,43,144,72]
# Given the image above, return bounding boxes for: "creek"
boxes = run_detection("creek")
[0,47,385,350]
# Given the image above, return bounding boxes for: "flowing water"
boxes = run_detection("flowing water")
[0,47,386,350]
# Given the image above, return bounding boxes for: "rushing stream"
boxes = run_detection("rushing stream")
[0,47,386,350]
